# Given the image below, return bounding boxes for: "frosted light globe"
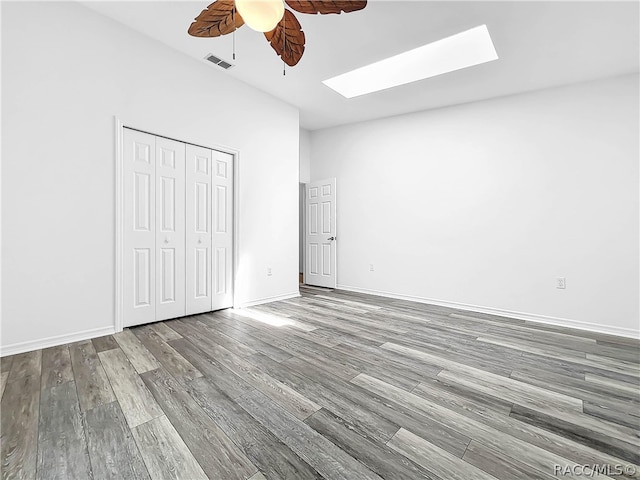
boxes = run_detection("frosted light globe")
[235,0,285,33]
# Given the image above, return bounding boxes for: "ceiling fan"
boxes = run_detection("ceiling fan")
[188,0,367,67]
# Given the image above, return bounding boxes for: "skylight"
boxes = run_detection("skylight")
[322,25,499,98]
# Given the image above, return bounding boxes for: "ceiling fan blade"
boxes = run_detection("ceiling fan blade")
[264,9,306,67]
[284,0,366,15]
[188,0,244,37]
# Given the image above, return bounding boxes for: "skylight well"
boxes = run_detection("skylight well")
[323,25,499,98]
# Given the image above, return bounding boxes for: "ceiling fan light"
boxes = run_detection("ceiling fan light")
[235,0,284,33]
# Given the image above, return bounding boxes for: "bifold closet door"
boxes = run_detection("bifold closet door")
[186,144,213,315]
[123,129,157,326]
[212,150,234,310]
[124,130,233,325]
[155,137,186,321]
[124,130,187,326]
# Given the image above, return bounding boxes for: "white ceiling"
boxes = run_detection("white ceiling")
[84,1,639,130]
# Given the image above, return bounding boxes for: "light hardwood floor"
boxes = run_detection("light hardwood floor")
[1,286,639,479]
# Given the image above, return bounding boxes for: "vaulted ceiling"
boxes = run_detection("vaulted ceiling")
[85,1,639,130]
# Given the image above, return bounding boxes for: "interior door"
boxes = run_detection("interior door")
[305,178,337,288]
[211,150,234,310]
[123,129,156,326]
[186,144,212,315]
[155,137,186,321]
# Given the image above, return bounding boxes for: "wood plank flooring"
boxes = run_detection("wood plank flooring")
[2,286,639,479]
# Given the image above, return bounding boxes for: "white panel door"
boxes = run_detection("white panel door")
[124,129,156,326]
[186,144,212,315]
[211,150,234,310]
[155,137,186,321]
[305,178,337,288]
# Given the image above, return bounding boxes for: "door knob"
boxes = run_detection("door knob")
[198,238,202,244]
[164,237,169,244]
[328,236,336,241]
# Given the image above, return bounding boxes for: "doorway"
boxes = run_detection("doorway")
[299,183,305,284]
[303,178,337,289]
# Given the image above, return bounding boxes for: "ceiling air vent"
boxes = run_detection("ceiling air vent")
[205,53,234,70]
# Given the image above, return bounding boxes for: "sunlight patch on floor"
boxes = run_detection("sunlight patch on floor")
[231,308,293,328]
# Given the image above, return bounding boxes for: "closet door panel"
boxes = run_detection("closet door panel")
[212,151,234,310]
[124,129,156,326]
[186,145,212,315]
[155,137,186,321]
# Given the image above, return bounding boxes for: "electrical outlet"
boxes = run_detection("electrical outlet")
[267,267,272,277]
[556,277,566,289]
[369,264,374,272]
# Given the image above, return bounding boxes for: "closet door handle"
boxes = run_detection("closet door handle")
[164,237,170,244]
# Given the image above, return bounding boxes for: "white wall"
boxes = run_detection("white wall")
[1,2,300,353]
[311,74,639,338]
[300,128,311,184]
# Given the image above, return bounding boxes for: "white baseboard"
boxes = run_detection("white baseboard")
[237,291,301,308]
[336,284,640,340]
[0,291,300,357]
[1,325,117,357]
[3,287,634,356]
